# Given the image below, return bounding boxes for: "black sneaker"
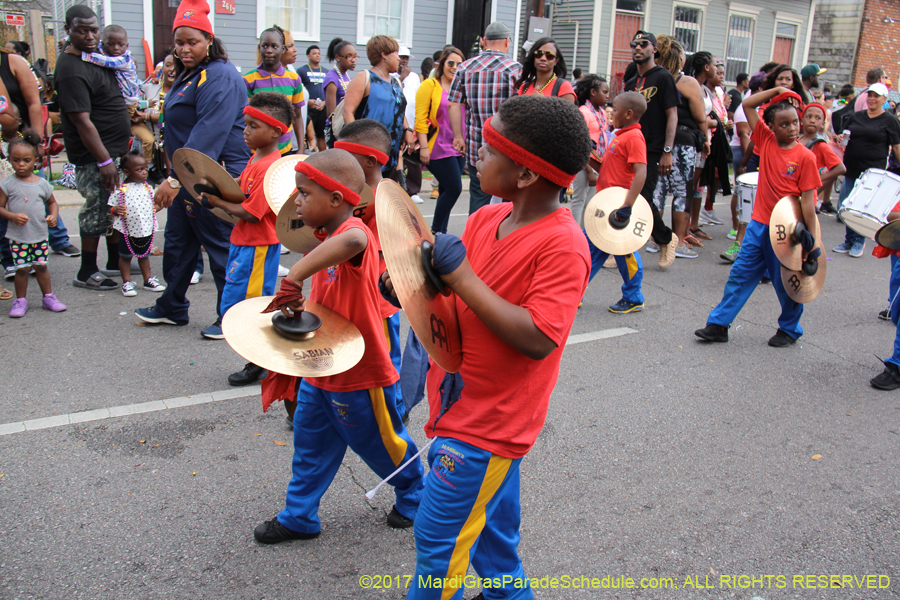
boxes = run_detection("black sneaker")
[695,324,728,342]
[55,244,81,257]
[253,518,319,544]
[871,362,900,390]
[819,202,837,215]
[386,506,414,529]
[228,362,264,386]
[879,308,891,321]
[760,276,771,284]
[768,330,796,347]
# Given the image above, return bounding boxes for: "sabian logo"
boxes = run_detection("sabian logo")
[292,348,335,371]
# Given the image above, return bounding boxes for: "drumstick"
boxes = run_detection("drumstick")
[365,438,436,500]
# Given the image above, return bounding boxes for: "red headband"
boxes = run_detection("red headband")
[803,102,827,117]
[482,116,575,187]
[243,106,285,135]
[294,161,361,206]
[335,141,389,166]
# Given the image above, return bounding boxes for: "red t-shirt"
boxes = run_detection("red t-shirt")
[366,213,399,319]
[873,199,900,258]
[307,217,399,392]
[232,152,280,246]
[751,120,822,225]
[424,203,590,458]
[518,78,576,98]
[597,124,646,192]
[810,140,842,172]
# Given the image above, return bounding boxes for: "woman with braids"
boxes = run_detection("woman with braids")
[571,74,609,226]
[322,38,358,148]
[514,37,575,102]
[135,0,250,338]
[653,35,709,258]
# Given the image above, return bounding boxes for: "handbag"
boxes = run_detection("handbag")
[330,70,370,138]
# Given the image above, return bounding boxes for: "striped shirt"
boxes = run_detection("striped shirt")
[244,64,305,154]
[447,51,522,165]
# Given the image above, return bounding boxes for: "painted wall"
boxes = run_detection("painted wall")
[808,1,863,89]
[852,0,900,88]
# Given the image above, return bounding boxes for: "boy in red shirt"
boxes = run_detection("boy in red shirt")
[696,87,822,347]
[583,91,647,313]
[254,149,424,544]
[798,103,846,209]
[383,95,591,599]
[199,92,291,384]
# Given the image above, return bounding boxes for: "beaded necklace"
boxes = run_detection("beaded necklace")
[533,74,557,94]
[115,181,156,258]
[335,66,351,91]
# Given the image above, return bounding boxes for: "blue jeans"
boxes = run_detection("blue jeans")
[399,329,429,412]
[707,219,804,339]
[585,230,644,304]
[837,175,865,246]
[428,155,465,233]
[467,163,492,215]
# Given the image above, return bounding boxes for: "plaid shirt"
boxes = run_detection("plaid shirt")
[81,49,140,105]
[447,51,522,165]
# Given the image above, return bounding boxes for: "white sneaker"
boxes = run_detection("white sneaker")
[143,276,166,292]
[122,281,137,297]
[700,207,723,225]
[190,271,202,285]
[674,245,698,259]
[278,264,290,277]
[280,244,290,255]
[411,194,424,204]
[645,241,660,253]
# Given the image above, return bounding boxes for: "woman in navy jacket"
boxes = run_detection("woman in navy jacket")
[135,0,250,337]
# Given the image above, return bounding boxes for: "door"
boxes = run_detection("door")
[772,37,794,66]
[453,0,492,59]
[610,10,643,95]
[154,0,181,66]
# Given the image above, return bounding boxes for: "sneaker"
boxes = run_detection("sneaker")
[386,506,414,529]
[645,240,660,253]
[410,194,424,204]
[879,308,891,321]
[201,319,224,340]
[228,362,265,386]
[285,415,294,430]
[832,241,852,253]
[430,188,439,199]
[760,276,771,284]
[700,207,723,225]
[253,517,320,544]
[768,330,797,347]
[122,281,137,297]
[143,277,166,292]
[9,297,27,318]
[870,361,900,390]
[280,244,290,255]
[278,264,290,278]
[41,293,66,312]
[675,245,698,258]
[609,299,644,314]
[849,241,865,258]
[135,306,185,326]
[4,266,15,281]
[819,201,837,215]
[190,271,202,285]
[720,242,741,263]
[659,235,678,268]
[726,228,737,240]
[695,323,728,342]
[55,244,81,257]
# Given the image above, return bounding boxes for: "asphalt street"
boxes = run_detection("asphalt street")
[0,191,898,600]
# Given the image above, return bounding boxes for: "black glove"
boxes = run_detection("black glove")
[614,206,632,222]
[378,272,402,309]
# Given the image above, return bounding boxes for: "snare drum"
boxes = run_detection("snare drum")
[839,169,900,240]
[736,172,759,224]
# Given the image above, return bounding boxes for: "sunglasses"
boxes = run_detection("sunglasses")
[445,60,459,67]
[339,53,358,59]
[630,40,651,49]
[533,50,557,60]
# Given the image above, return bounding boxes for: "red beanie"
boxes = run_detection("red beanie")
[172,0,213,35]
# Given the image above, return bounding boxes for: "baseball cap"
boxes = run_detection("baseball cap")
[398,46,413,58]
[865,82,890,97]
[800,63,826,79]
[632,30,657,47]
[484,21,511,40]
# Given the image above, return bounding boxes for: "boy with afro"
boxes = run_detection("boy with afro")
[383,95,592,599]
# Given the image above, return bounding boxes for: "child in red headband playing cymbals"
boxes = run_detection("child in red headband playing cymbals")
[381,95,592,599]
[198,92,293,386]
[253,148,425,544]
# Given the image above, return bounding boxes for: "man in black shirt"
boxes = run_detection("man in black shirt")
[624,31,678,267]
[727,73,748,122]
[55,5,130,289]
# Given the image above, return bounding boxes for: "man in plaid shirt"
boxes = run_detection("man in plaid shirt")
[448,22,522,213]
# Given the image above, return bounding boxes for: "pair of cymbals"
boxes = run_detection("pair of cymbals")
[584,187,653,255]
[769,196,826,303]
[375,179,462,373]
[780,241,827,303]
[172,148,245,224]
[876,220,900,250]
[222,296,364,377]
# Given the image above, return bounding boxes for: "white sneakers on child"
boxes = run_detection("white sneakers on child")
[143,277,166,292]
[122,281,137,297]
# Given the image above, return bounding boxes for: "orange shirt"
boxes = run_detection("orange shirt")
[751,120,822,225]
[596,124,646,192]
[232,152,280,246]
[518,77,575,99]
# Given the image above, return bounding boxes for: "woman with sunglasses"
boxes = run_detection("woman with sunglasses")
[514,38,575,103]
[415,47,466,234]
[323,37,358,147]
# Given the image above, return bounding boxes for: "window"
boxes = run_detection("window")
[674,7,702,53]
[356,0,414,46]
[616,0,644,12]
[773,21,797,64]
[725,14,753,83]
[258,0,320,42]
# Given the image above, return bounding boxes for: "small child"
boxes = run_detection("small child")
[798,103,845,211]
[695,86,822,346]
[0,129,66,317]
[583,91,648,314]
[200,92,292,384]
[80,25,155,165]
[107,150,165,296]
[255,149,424,543]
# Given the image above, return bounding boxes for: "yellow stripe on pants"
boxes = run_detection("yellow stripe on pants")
[625,253,639,280]
[368,387,407,466]
[247,245,268,299]
[383,317,391,352]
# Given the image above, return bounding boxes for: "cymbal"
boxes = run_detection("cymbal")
[583,187,653,255]
[275,199,325,255]
[222,296,364,377]
[172,148,245,224]
[769,196,820,271]
[264,154,307,214]
[876,221,900,251]
[375,179,462,373]
[781,240,827,303]
[351,184,376,224]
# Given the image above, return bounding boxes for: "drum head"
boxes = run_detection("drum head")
[736,172,759,187]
